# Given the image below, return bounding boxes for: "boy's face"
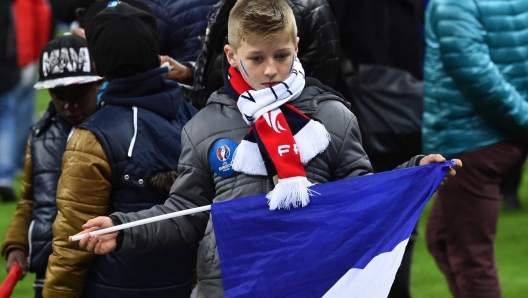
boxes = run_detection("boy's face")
[225,34,299,91]
[49,82,99,126]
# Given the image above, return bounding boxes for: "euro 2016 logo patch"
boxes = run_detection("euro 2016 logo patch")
[209,139,238,178]
[216,145,230,161]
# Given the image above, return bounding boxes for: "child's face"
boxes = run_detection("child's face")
[225,34,299,90]
[49,82,99,126]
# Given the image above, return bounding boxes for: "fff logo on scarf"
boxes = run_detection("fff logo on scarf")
[209,139,238,178]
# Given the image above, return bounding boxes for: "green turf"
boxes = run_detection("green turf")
[1,90,527,297]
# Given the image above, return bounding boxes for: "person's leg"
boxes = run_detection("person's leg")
[14,63,36,169]
[500,162,523,210]
[426,194,460,296]
[432,141,527,298]
[0,88,17,202]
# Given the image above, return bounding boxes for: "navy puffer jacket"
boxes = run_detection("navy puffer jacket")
[145,0,217,61]
[28,105,71,276]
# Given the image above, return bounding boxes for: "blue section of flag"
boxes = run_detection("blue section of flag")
[212,161,454,298]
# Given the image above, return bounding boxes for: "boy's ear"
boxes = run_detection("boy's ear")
[224,44,238,68]
[295,37,299,54]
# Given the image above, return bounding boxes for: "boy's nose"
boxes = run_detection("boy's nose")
[64,102,78,111]
[264,61,277,77]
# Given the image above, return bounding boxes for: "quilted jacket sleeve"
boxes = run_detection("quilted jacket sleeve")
[1,139,33,259]
[431,0,528,135]
[43,129,111,298]
[293,0,340,88]
[149,0,216,61]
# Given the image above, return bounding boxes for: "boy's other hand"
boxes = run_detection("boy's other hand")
[73,216,118,255]
[159,55,193,85]
[6,249,28,277]
[419,154,463,187]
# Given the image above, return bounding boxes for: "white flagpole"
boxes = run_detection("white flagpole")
[70,205,212,242]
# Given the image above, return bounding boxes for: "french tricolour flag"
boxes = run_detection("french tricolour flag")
[212,161,454,298]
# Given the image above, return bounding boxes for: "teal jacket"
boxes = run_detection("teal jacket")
[423,0,528,157]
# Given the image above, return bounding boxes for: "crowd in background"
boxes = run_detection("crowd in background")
[0,0,527,297]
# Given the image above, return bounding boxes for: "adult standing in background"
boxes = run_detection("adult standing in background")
[0,0,20,202]
[48,0,217,62]
[423,1,528,297]
[327,1,425,296]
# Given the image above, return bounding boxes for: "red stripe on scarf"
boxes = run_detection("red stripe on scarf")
[254,113,307,179]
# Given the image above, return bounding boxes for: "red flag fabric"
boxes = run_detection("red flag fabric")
[0,264,23,298]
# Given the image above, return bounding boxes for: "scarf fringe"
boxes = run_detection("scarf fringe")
[294,120,331,164]
[267,177,315,210]
[232,140,267,176]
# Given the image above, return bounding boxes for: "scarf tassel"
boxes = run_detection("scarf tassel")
[267,177,315,210]
[232,140,267,176]
[294,120,331,164]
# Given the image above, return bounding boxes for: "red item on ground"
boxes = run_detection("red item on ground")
[0,264,23,298]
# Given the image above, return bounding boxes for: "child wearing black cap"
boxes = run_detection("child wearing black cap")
[1,34,102,298]
[42,2,198,298]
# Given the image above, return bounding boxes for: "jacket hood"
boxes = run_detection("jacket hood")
[101,67,180,120]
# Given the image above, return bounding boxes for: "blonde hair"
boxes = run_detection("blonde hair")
[228,0,297,50]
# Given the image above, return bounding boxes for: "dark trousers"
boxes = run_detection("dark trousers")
[426,140,528,298]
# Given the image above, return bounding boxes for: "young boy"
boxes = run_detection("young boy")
[42,2,198,297]
[1,34,102,298]
[77,0,461,296]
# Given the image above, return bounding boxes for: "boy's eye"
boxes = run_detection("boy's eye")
[250,56,263,63]
[276,53,289,60]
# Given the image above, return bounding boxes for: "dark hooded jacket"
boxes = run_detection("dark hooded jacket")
[43,68,198,298]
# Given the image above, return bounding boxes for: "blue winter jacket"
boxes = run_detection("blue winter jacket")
[423,0,528,157]
[144,0,217,61]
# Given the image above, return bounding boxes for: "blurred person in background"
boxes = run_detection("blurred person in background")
[1,34,102,298]
[48,0,216,63]
[11,0,52,170]
[327,0,425,296]
[0,0,21,202]
[423,1,528,297]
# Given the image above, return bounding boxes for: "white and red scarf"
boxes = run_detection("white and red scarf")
[224,58,330,210]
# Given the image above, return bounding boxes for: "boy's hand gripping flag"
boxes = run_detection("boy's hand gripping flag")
[0,264,23,298]
[212,161,455,298]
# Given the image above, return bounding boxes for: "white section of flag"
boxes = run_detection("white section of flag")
[323,239,409,298]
